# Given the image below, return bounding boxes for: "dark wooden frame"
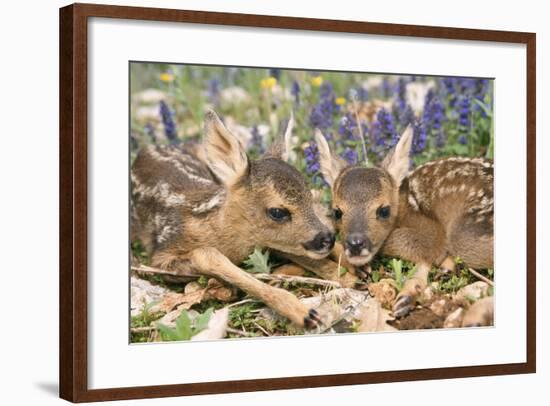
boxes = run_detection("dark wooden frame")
[59,2,536,402]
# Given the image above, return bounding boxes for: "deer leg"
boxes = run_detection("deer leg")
[382,225,447,318]
[462,296,494,327]
[439,256,456,274]
[392,262,431,318]
[189,247,321,328]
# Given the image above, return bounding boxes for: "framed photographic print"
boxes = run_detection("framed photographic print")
[59,3,536,402]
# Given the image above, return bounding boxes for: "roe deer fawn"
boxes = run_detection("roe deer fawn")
[131,110,340,328]
[315,126,494,326]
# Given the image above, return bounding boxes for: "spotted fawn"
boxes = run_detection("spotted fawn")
[131,110,348,328]
[316,126,494,326]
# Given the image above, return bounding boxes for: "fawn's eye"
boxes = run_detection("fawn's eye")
[333,208,343,220]
[376,205,391,220]
[267,208,291,223]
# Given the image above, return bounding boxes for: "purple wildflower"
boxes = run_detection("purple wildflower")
[291,80,300,105]
[399,105,415,128]
[356,87,369,101]
[435,130,447,148]
[382,78,392,98]
[130,133,139,151]
[473,78,490,116]
[443,77,457,108]
[159,100,178,144]
[372,108,398,148]
[423,91,445,133]
[412,120,427,154]
[268,68,281,80]
[206,78,221,104]
[341,148,358,165]
[309,82,335,130]
[394,78,407,115]
[250,125,264,154]
[458,95,471,128]
[337,114,367,164]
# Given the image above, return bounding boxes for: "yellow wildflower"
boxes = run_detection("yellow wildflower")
[311,76,323,87]
[335,97,346,106]
[260,77,277,89]
[159,72,174,83]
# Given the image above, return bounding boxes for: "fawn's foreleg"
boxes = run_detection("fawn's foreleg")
[189,247,321,328]
[381,225,448,318]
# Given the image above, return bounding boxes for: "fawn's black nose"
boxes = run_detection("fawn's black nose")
[345,233,371,256]
[303,231,336,252]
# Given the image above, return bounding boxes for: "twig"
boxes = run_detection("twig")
[131,326,155,333]
[468,268,495,287]
[226,298,259,308]
[131,264,194,279]
[254,273,341,288]
[226,327,254,337]
[132,264,340,288]
[253,322,271,337]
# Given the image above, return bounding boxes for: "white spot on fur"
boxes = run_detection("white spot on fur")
[408,194,419,210]
[192,192,225,214]
[132,178,186,208]
[148,147,213,185]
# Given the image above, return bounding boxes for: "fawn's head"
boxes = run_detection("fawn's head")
[316,126,413,266]
[203,110,335,259]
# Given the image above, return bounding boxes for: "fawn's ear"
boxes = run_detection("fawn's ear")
[315,129,347,187]
[204,110,249,185]
[381,125,413,186]
[264,113,294,162]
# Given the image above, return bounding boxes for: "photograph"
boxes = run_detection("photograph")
[129,63,495,343]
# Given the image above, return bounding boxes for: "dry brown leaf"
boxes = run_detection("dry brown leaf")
[273,264,306,277]
[150,289,207,314]
[368,278,397,307]
[357,299,397,332]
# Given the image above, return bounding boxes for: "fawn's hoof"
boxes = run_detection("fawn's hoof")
[303,309,322,329]
[392,295,414,318]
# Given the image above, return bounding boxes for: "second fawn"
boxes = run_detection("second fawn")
[316,126,494,326]
[131,110,340,328]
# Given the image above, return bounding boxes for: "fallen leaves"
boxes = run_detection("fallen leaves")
[357,299,397,332]
[367,278,397,307]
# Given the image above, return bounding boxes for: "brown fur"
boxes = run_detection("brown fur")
[316,126,494,324]
[131,110,338,328]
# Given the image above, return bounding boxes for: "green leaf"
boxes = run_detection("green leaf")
[407,265,418,279]
[194,307,214,332]
[473,98,492,118]
[243,247,272,274]
[390,258,403,291]
[157,323,180,341]
[175,310,192,340]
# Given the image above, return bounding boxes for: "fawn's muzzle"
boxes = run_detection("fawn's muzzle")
[302,231,336,253]
[345,233,372,257]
